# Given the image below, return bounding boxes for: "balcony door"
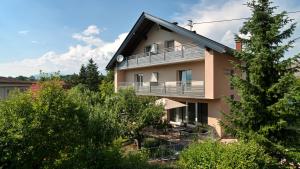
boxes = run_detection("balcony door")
[136,74,143,87]
[178,70,192,91]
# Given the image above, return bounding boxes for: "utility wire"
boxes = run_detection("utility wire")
[192,10,300,25]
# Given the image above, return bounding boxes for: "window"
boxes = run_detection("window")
[150,72,159,82]
[197,103,208,124]
[135,74,143,87]
[150,72,159,86]
[178,70,192,87]
[144,46,151,56]
[165,40,174,52]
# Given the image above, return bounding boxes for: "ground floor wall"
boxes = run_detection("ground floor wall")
[164,97,229,137]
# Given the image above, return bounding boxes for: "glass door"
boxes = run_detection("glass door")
[178,70,192,93]
[136,74,143,86]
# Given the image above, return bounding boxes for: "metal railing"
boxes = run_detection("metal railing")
[117,43,205,70]
[118,81,205,98]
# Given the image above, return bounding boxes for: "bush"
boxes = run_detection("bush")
[178,140,275,169]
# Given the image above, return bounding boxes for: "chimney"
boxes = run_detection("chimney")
[235,38,242,52]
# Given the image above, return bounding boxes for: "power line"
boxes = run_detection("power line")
[192,10,300,25]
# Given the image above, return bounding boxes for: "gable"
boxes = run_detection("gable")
[106,12,233,69]
[131,24,194,55]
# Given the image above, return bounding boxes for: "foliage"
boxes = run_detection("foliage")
[105,88,164,149]
[78,59,101,91]
[38,70,61,81]
[0,80,121,169]
[61,73,80,87]
[178,140,275,169]
[99,70,115,101]
[15,75,36,81]
[221,0,300,161]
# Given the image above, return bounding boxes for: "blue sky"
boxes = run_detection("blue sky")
[0,0,299,76]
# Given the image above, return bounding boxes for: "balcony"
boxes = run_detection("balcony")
[117,44,205,70]
[118,81,205,98]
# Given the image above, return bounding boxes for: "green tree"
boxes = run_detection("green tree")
[106,88,164,149]
[79,64,87,84]
[99,70,115,101]
[221,0,300,161]
[61,73,80,87]
[85,58,100,91]
[0,81,121,169]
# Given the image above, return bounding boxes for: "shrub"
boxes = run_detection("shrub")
[178,140,275,169]
[178,140,224,169]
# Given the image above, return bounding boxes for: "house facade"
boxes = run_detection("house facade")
[106,13,238,137]
[0,77,34,99]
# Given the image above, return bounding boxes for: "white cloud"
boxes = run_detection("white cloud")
[0,26,127,77]
[18,30,29,35]
[83,25,101,36]
[31,40,38,44]
[72,25,105,46]
[175,0,300,56]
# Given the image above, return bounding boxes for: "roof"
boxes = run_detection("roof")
[106,12,234,69]
[0,77,35,85]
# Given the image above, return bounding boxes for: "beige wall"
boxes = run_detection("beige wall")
[132,24,194,55]
[123,61,205,84]
[114,67,125,92]
[214,52,238,99]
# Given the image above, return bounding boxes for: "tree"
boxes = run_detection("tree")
[78,59,101,91]
[106,88,164,149]
[221,0,300,161]
[99,70,115,101]
[85,58,100,91]
[79,64,87,84]
[61,73,80,87]
[0,81,121,169]
[15,76,29,81]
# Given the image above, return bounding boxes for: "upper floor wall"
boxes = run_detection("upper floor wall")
[116,24,205,70]
[132,24,193,55]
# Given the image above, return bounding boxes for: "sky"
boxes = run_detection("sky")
[0,0,299,77]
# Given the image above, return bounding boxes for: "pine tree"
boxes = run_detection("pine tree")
[79,64,87,84]
[85,58,100,91]
[221,0,300,158]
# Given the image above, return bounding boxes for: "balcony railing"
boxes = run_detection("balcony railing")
[118,81,205,98]
[117,44,205,70]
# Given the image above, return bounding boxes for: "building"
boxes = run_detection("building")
[0,77,34,99]
[106,12,239,137]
